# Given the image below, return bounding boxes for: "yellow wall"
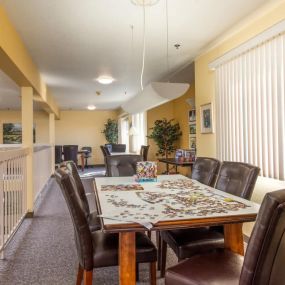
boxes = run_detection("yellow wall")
[147,85,195,175]
[0,110,49,144]
[55,110,118,165]
[195,0,285,158]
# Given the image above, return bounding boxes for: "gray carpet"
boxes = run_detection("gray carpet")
[0,174,178,285]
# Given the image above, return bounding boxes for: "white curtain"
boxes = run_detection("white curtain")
[130,112,147,153]
[216,32,285,180]
[119,116,129,151]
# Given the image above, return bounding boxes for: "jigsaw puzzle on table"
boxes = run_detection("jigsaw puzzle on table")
[97,176,258,228]
[101,184,144,191]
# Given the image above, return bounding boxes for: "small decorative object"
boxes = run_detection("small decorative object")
[136,161,157,182]
[102,119,118,143]
[184,149,196,162]
[189,109,196,122]
[200,102,214,133]
[175,149,184,160]
[148,118,182,158]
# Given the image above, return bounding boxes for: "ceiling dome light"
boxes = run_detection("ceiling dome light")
[96,76,114,85]
[87,105,96,110]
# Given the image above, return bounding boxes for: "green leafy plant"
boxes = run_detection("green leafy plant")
[102,119,118,144]
[148,118,182,158]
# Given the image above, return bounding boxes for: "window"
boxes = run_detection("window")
[215,30,285,180]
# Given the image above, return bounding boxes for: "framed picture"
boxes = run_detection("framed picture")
[200,103,214,133]
[3,123,36,144]
[188,109,196,122]
[189,123,196,134]
[189,137,196,150]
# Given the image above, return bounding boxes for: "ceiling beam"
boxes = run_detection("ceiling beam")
[0,5,60,118]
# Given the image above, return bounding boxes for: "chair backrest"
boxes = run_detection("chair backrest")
[82,146,92,153]
[106,155,142,177]
[215,161,260,199]
[100,145,110,157]
[63,145,78,164]
[191,157,220,187]
[110,144,126,153]
[55,145,62,164]
[105,144,112,153]
[240,189,285,285]
[65,161,90,215]
[55,168,93,271]
[140,145,150,161]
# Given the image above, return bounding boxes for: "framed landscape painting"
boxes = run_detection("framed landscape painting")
[200,103,214,133]
[3,123,36,144]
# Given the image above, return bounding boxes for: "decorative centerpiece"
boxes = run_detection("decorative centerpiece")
[135,161,157,182]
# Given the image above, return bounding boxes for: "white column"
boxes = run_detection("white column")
[49,113,55,173]
[21,87,34,215]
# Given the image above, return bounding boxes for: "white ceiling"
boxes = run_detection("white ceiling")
[1,0,269,110]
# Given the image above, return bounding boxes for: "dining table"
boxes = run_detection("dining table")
[93,174,260,285]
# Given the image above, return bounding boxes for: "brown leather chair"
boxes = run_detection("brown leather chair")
[106,154,142,177]
[65,161,100,232]
[140,145,150,161]
[160,161,259,277]
[165,189,285,285]
[100,145,110,156]
[55,168,157,285]
[191,157,221,187]
[159,157,221,275]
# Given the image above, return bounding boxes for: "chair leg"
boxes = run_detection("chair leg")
[150,262,156,285]
[147,231,151,239]
[136,263,139,281]
[156,231,161,270]
[160,240,167,278]
[83,270,93,285]
[76,264,83,285]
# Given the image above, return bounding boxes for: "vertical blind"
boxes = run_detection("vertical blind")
[216,32,285,180]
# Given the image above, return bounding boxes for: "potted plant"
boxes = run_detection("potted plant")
[148,118,182,158]
[102,119,118,144]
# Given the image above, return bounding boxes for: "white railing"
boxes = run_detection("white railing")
[0,147,29,258]
[33,145,52,204]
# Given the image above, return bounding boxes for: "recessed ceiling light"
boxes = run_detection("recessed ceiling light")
[96,76,114,85]
[87,105,96,110]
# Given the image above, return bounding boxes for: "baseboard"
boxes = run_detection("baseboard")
[25,211,34,218]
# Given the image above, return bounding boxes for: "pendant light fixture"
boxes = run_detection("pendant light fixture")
[122,0,189,114]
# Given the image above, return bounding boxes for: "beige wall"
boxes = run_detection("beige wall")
[55,110,117,165]
[147,85,195,175]
[195,0,285,158]
[0,110,49,144]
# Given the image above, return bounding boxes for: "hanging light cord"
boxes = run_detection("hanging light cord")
[140,1,146,91]
[166,0,169,76]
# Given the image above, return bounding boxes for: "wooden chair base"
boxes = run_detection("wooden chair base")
[76,264,93,285]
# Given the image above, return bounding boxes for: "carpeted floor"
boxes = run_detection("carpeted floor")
[0,169,178,285]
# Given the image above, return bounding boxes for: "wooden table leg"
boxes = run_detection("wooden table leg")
[119,232,136,285]
[224,223,244,255]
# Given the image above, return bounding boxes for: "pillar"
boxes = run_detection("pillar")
[49,113,55,174]
[21,87,34,215]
